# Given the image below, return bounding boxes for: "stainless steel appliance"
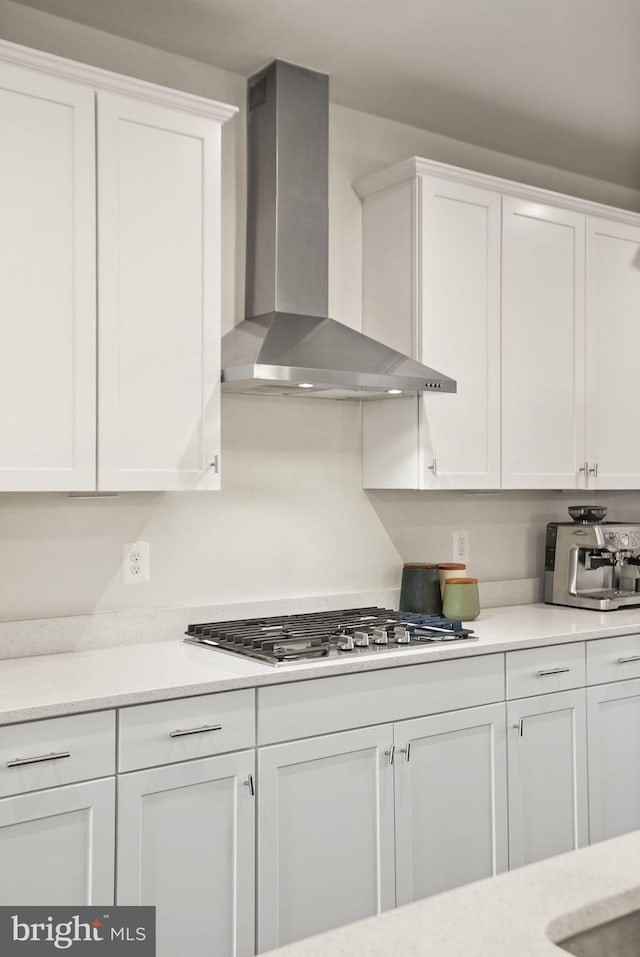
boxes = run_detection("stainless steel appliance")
[185,607,476,665]
[220,60,456,399]
[545,510,640,610]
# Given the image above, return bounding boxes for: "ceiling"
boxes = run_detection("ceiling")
[15,0,640,190]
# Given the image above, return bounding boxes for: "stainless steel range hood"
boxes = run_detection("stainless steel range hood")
[221,60,456,400]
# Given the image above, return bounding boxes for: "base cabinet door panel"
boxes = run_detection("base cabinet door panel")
[394,703,508,905]
[257,725,395,952]
[117,751,255,957]
[0,778,115,904]
[507,690,588,868]
[587,679,640,843]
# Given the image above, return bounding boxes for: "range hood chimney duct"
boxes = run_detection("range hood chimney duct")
[221,60,457,399]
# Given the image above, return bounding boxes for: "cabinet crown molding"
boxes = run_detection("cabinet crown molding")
[0,38,239,122]
[354,156,640,228]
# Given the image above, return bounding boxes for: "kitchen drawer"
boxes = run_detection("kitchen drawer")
[0,710,115,798]
[257,654,504,745]
[118,689,255,772]
[586,633,640,685]
[506,642,585,699]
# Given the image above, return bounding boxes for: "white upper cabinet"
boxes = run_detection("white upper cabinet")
[585,217,640,489]
[359,170,501,489]
[97,93,222,490]
[0,40,235,492]
[0,62,96,491]
[501,199,586,489]
[358,157,640,491]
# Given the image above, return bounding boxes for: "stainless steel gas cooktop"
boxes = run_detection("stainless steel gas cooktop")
[185,607,477,665]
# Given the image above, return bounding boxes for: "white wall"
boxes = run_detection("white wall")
[1,0,640,622]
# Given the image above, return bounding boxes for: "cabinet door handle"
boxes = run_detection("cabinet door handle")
[384,746,395,766]
[588,463,599,477]
[537,667,570,677]
[400,743,411,763]
[428,459,437,476]
[7,751,71,768]
[169,724,222,738]
[208,455,219,474]
[618,656,640,664]
[244,774,255,797]
[512,720,524,737]
[578,462,588,474]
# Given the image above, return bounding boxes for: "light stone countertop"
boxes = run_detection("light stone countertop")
[260,829,640,957]
[3,602,640,723]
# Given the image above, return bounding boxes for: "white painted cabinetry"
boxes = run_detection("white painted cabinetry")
[116,691,256,957]
[585,218,640,488]
[0,40,235,492]
[501,200,586,489]
[0,61,96,491]
[0,710,116,904]
[505,643,588,869]
[117,751,255,957]
[359,172,501,489]
[257,725,396,952]
[256,655,505,950]
[97,93,223,491]
[507,689,588,868]
[394,702,508,905]
[357,157,640,491]
[586,634,640,843]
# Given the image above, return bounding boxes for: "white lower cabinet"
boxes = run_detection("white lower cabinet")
[257,725,396,953]
[507,689,588,868]
[587,678,640,843]
[117,750,255,957]
[394,702,508,905]
[0,777,115,904]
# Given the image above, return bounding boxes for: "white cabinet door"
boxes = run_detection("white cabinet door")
[501,198,586,489]
[117,751,255,957]
[394,703,507,906]
[361,175,501,489]
[97,92,222,491]
[0,62,96,491]
[585,217,640,489]
[257,725,395,952]
[587,679,640,843]
[0,778,115,904]
[507,689,588,868]
[419,177,501,489]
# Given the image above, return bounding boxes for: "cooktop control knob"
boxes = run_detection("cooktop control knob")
[354,630,370,647]
[394,626,411,644]
[372,627,389,645]
[337,634,355,652]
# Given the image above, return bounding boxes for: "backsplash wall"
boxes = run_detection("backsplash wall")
[1,0,640,623]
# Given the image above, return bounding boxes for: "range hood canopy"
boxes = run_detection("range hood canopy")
[221,59,456,399]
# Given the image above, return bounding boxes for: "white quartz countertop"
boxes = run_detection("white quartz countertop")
[260,830,640,957]
[3,602,640,723]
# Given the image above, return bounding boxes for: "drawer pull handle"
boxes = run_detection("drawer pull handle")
[537,667,570,677]
[618,656,640,664]
[169,724,222,738]
[7,751,71,768]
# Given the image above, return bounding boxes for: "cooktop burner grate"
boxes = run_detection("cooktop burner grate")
[185,607,477,665]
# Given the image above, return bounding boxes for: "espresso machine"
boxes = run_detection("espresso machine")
[545,506,640,611]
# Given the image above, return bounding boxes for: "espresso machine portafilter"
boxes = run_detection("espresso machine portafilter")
[545,507,640,611]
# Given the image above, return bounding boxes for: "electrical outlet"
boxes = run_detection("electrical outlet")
[123,541,150,584]
[452,531,469,563]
